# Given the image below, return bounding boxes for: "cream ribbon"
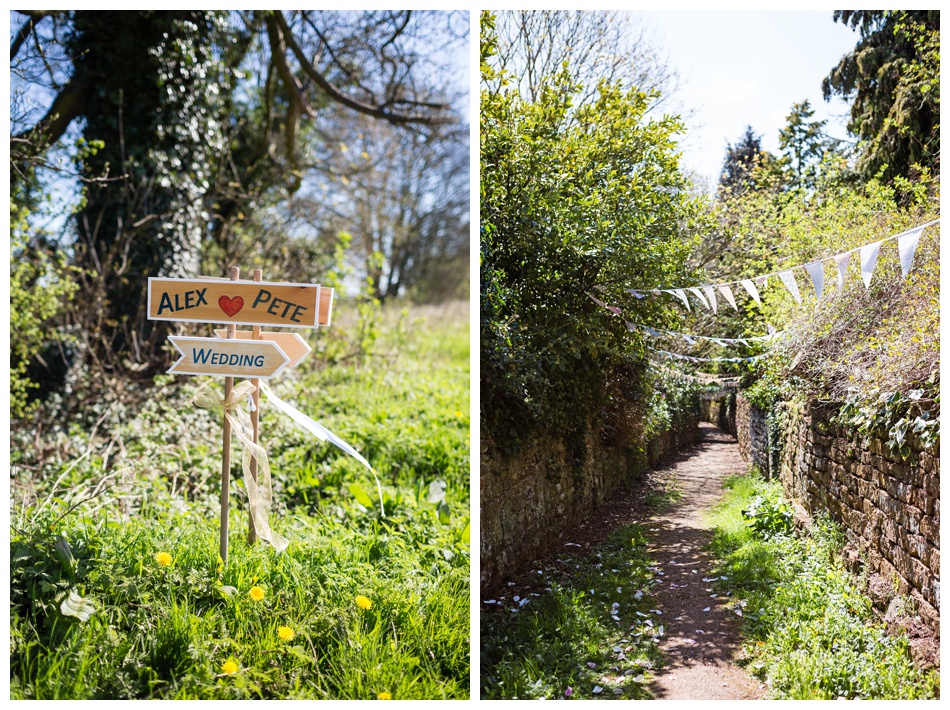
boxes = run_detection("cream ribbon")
[259,382,384,517]
[192,381,289,552]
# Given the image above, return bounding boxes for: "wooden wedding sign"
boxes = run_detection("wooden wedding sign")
[147,268,333,562]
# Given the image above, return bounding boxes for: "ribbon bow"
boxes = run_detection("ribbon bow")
[192,381,289,552]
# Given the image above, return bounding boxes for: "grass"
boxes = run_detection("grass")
[9,300,470,700]
[704,469,939,700]
[480,523,667,700]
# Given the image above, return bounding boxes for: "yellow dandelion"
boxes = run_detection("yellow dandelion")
[155,552,172,567]
[277,625,295,641]
[454,410,463,417]
[221,660,239,675]
[249,586,265,602]
[355,595,373,610]
[378,691,392,700]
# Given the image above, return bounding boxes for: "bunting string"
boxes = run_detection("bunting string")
[623,219,938,309]
[648,347,769,364]
[587,293,781,347]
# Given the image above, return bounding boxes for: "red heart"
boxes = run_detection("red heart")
[218,295,244,317]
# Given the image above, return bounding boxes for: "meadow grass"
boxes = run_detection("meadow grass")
[705,470,938,700]
[9,301,470,700]
[480,523,665,700]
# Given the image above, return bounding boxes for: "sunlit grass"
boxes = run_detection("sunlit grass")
[10,302,470,700]
[704,470,938,700]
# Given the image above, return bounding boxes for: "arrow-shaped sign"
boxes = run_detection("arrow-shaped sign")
[168,336,290,379]
[213,329,312,368]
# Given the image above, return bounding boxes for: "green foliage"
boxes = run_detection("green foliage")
[835,385,939,461]
[777,100,843,190]
[481,524,664,700]
[712,149,938,410]
[823,11,939,185]
[741,494,793,538]
[480,13,708,447]
[10,202,78,418]
[9,303,469,699]
[705,471,938,700]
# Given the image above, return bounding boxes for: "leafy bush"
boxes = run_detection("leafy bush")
[741,493,793,538]
[480,13,708,449]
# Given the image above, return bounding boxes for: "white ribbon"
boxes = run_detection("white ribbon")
[193,381,289,552]
[259,382,384,516]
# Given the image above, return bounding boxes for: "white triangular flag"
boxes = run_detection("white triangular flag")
[681,333,696,346]
[718,284,739,311]
[739,279,762,307]
[702,286,718,313]
[778,270,802,304]
[668,289,691,310]
[897,227,924,279]
[804,261,825,302]
[688,287,710,310]
[588,293,607,308]
[860,241,882,289]
[834,252,852,292]
[755,275,769,289]
[625,321,636,332]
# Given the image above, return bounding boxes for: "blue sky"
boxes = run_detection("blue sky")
[638,10,861,190]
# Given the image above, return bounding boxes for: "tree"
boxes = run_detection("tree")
[481,11,706,445]
[301,110,469,303]
[10,10,463,382]
[778,100,843,190]
[822,10,939,183]
[718,126,781,197]
[485,10,678,110]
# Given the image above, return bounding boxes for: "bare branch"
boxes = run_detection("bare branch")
[273,11,453,127]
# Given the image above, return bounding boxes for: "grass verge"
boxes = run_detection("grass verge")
[480,523,667,700]
[705,469,939,700]
[10,301,470,699]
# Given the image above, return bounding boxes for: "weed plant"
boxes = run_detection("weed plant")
[706,470,938,700]
[9,301,470,700]
[481,524,665,700]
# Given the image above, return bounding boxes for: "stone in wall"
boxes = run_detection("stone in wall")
[774,399,940,637]
[480,411,699,596]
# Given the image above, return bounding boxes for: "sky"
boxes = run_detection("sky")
[638,10,861,191]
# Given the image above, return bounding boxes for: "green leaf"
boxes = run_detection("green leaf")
[437,500,451,525]
[60,589,96,622]
[53,536,76,580]
[348,483,373,508]
[461,522,471,545]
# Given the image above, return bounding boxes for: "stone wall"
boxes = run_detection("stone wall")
[778,399,940,634]
[480,411,699,595]
[700,393,737,436]
[736,394,773,476]
[733,394,940,635]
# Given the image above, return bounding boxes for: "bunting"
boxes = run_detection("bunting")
[623,219,937,310]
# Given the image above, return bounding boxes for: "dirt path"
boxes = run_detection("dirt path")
[645,422,763,700]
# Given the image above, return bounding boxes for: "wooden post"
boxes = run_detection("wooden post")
[220,265,239,564]
[249,268,262,544]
